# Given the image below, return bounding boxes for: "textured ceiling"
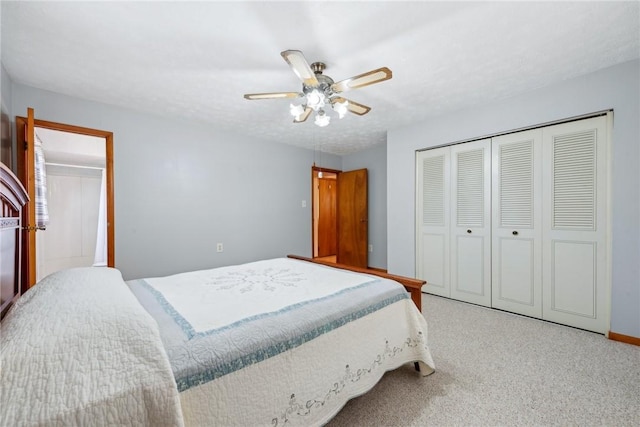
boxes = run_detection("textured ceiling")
[2,1,639,155]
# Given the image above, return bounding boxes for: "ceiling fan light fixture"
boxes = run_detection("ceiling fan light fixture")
[290,103,305,120]
[306,89,326,111]
[332,99,348,119]
[314,109,330,127]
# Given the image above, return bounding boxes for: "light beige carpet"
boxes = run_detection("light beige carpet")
[328,294,640,426]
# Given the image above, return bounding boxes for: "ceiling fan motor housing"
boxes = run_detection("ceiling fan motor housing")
[311,61,326,74]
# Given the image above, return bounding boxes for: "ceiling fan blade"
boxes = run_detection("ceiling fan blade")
[331,67,392,93]
[244,92,302,100]
[281,50,319,87]
[331,97,371,116]
[293,106,313,123]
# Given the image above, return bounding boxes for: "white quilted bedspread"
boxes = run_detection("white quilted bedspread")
[0,267,184,426]
[142,257,374,332]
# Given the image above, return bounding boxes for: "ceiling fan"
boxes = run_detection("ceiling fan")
[244,50,392,127]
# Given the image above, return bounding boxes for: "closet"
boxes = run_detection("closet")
[416,114,610,333]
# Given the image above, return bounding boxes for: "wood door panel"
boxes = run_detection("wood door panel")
[337,168,367,268]
[16,109,36,289]
[317,178,336,257]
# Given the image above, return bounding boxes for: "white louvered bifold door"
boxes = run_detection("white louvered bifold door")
[450,139,492,306]
[491,129,543,318]
[542,115,609,333]
[416,147,451,297]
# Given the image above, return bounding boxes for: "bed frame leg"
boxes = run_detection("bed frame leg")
[415,361,435,376]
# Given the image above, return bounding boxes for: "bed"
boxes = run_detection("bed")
[0,162,435,426]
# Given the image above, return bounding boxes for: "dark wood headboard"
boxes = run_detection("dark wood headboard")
[1,162,29,319]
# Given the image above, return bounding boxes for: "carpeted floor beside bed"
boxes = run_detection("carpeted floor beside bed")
[328,294,640,426]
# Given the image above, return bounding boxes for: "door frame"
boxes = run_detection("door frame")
[16,111,115,289]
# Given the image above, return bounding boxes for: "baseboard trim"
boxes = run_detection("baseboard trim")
[608,331,640,346]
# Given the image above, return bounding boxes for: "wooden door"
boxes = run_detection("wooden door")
[317,177,336,257]
[491,129,543,318]
[450,139,492,307]
[416,146,451,297]
[337,168,368,268]
[16,108,115,289]
[16,108,36,289]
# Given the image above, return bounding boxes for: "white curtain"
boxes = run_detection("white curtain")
[34,134,49,229]
[93,168,107,267]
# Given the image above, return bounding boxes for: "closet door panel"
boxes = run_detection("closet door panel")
[421,234,447,295]
[495,238,535,305]
[491,129,542,318]
[550,241,596,317]
[450,139,491,306]
[416,147,450,297]
[454,235,486,297]
[542,115,609,333]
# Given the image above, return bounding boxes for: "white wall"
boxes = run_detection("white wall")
[342,142,387,269]
[1,62,13,169]
[0,2,12,168]
[388,59,640,337]
[11,83,342,280]
[0,63,10,121]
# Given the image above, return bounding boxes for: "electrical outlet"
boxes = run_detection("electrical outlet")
[369,244,373,253]
[216,243,223,253]
[301,200,307,208]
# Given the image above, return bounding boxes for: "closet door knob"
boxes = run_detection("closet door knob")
[512,230,519,236]
[467,229,472,234]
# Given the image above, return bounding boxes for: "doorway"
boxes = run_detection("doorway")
[311,166,369,268]
[312,167,338,262]
[33,127,107,281]
[16,109,114,289]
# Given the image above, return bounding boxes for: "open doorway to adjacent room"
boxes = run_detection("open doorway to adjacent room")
[312,166,338,263]
[16,108,114,289]
[33,127,107,282]
[311,166,369,268]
